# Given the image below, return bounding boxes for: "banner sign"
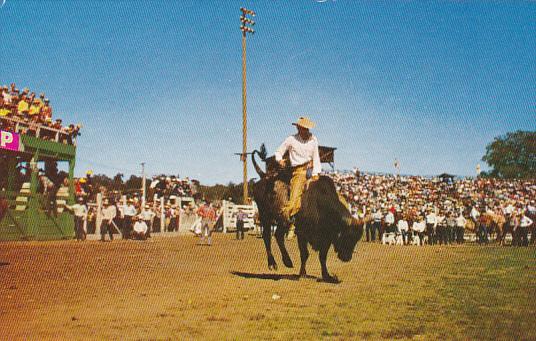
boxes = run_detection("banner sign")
[0,130,20,152]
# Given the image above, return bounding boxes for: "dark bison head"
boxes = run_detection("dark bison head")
[298,176,364,262]
[333,218,364,262]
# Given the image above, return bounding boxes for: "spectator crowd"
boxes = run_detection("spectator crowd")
[0,83,81,144]
[328,171,536,247]
[69,172,217,243]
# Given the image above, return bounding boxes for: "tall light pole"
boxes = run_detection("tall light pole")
[240,7,255,204]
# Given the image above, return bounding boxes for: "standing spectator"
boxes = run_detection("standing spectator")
[384,210,395,233]
[519,210,533,247]
[66,197,88,241]
[140,204,155,238]
[412,216,426,246]
[527,201,536,245]
[436,213,447,245]
[471,204,481,235]
[446,212,457,244]
[511,212,521,246]
[234,208,247,240]
[478,213,491,245]
[397,214,409,245]
[426,209,437,245]
[100,199,116,242]
[371,208,382,242]
[153,204,162,233]
[197,200,216,245]
[169,205,178,232]
[122,199,137,239]
[455,212,466,244]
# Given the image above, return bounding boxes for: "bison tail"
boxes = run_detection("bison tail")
[251,149,266,178]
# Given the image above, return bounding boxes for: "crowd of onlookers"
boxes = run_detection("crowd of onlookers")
[0,83,81,144]
[74,196,220,244]
[68,172,217,243]
[328,170,536,247]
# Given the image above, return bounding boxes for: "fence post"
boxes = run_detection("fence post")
[160,196,165,232]
[222,200,228,233]
[95,193,103,235]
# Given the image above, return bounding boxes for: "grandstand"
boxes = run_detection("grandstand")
[0,103,79,240]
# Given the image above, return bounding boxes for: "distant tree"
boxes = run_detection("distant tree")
[91,174,114,190]
[125,175,142,191]
[482,130,535,179]
[112,173,124,191]
[197,180,255,204]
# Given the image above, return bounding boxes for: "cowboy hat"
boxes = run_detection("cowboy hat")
[292,116,315,129]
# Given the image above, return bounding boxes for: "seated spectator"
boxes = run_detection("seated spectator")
[132,216,148,240]
[17,94,30,117]
[41,99,52,121]
[2,85,12,105]
[29,98,42,122]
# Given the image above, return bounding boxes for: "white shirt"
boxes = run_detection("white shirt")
[426,213,437,225]
[2,91,12,104]
[123,204,137,217]
[385,212,395,225]
[133,221,148,234]
[412,221,426,233]
[372,211,382,222]
[397,219,408,232]
[456,215,466,228]
[275,133,321,176]
[471,207,480,220]
[67,203,87,218]
[140,209,155,221]
[102,205,117,220]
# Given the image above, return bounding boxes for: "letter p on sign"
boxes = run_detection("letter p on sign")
[1,131,13,147]
[0,130,19,151]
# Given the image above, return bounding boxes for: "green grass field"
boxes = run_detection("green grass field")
[0,235,534,340]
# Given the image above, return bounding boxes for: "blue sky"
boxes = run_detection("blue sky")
[2,0,535,184]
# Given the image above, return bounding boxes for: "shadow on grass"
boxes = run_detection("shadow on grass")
[231,271,318,281]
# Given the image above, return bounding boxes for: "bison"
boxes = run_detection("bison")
[252,148,364,283]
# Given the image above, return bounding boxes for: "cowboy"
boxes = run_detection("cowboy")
[122,199,137,239]
[275,116,321,240]
[100,199,116,242]
[65,197,88,241]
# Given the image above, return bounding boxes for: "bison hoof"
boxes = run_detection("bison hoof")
[268,256,278,271]
[282,256,294,268]
[320,274,340,284]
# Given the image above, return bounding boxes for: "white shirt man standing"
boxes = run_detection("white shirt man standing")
[100,199,117,241]
[122,200,137,239]
[455,213,467,244]
[66,197,88,241]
